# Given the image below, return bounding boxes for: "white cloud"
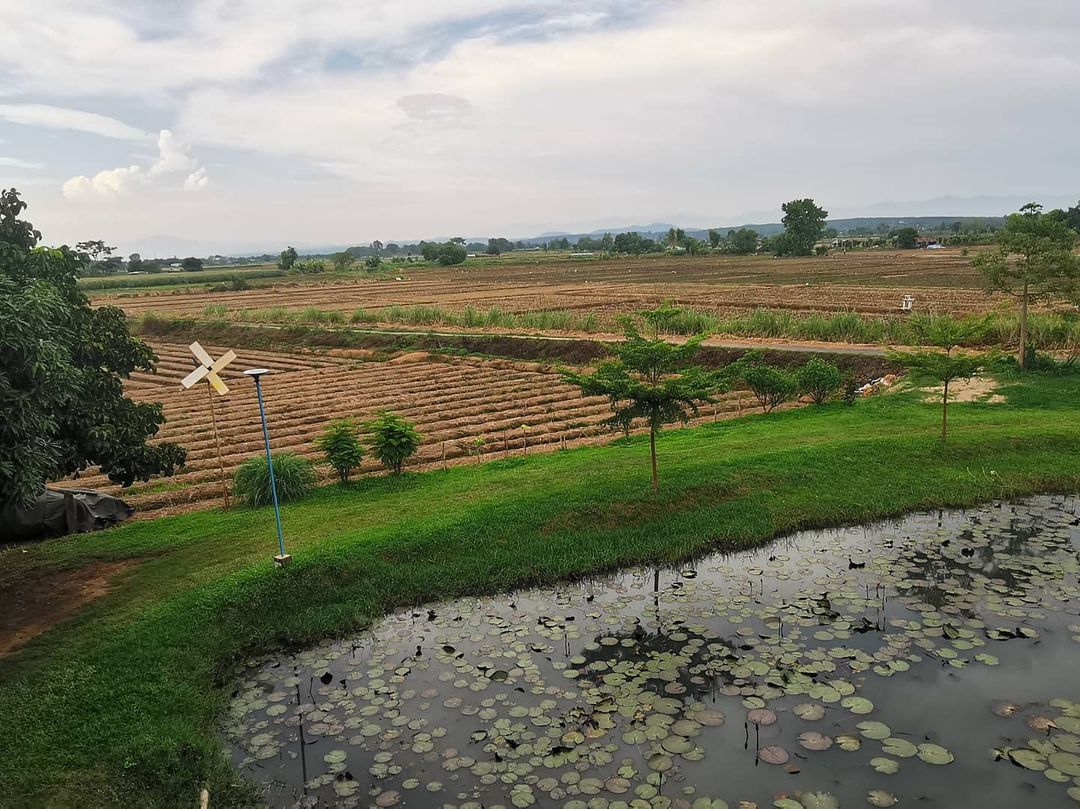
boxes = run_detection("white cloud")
[0,156,42,169]
[62,130,208,198]
[7,0,1080,252]
[0,103,147,140]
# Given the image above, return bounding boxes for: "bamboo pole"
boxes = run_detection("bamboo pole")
[207,382,230,509]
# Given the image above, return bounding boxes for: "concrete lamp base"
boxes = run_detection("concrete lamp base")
[273,553,293,568]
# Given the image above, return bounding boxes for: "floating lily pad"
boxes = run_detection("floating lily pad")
[870,757,899,774]
[917,743,955,765]
[759,745,790,765]
[866,790,898,807]
[798,731,834,751]
[748,709,777,726]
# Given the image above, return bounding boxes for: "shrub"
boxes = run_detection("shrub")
[294,258,326,274]
[232,452,316,507]
[364,255,382,270]
[314,419,364,484]
[796,357,842,404]
[366,412,422,474]
[841,374,860,406]
[743,364,798,413]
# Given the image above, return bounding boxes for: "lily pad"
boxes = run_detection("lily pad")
[759,745,790,765]
[866,790,898,807]
[916,743,955,765]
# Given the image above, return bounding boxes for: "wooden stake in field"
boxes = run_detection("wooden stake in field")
[180,342,237,510]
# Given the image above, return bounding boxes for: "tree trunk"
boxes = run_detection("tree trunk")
[941,378,949,442]
[649,428,659,493]
[1019,282,1029,370]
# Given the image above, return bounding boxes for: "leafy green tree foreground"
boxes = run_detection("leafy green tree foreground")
[0,190,185,510]
[562,324,726,492]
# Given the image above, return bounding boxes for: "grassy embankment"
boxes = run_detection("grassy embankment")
[2,372,1080,807]
[184,303,1080,350]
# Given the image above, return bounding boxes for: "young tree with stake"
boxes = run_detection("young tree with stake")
[974,203,1080,370]
[889,322,992,442]
[562,323,725,493]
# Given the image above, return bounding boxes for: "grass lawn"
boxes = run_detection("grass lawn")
[2,373,1079,807]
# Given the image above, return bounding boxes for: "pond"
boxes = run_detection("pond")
[223,496,1080,809]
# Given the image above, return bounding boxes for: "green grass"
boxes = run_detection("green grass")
[173,300,1080,350]
[2,375,1080,807]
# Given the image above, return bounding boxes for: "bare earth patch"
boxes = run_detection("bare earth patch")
[924,375,1005,404]
[0,559,139,658]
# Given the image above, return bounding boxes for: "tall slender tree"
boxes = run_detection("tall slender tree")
[974,203,1080,369]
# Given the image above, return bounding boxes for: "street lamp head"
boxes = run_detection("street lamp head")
[243,368,270,378]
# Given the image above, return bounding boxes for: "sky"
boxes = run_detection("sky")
[1,0,1079,257]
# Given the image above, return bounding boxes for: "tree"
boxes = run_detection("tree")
[0,189,185,509]
[331,251,355,272]
[180,256,203,271]
[371,240,384,253]
[775,199,828,256]
[278,246,298,271]
[487,237,514,255]
[314,419,364,484]
[613,232,657,255]
[436,242,467,266]
[893,227,919,249]
[743,364,798,413]
[127,253,144,272]
[666,227,687,249]
[364,255,382,270]
[562,323,724,492]
[888,321,991,442]
[366,412,421,474]
[724,228,759,255]
[796,357,842,404]
[707,229,722,249]
[973,202,1080,369]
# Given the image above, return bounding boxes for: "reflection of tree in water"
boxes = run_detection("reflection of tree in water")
[905,508,1068,611]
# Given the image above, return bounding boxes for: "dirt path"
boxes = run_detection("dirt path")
[0,559,139,658]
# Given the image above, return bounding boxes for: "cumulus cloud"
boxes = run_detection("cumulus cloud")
[62,130,209,199]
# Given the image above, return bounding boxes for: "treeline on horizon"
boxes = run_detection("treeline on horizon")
[77,198,1080,274]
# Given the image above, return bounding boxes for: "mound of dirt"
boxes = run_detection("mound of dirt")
[388,351,431,364]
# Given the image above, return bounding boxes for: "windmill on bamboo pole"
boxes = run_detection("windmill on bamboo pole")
[179,341,236,509]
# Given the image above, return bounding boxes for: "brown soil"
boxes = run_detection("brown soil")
[923,375,1005,404]
[0,559,139,658]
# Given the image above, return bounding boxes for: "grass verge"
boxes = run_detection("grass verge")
[1,374,1079,807]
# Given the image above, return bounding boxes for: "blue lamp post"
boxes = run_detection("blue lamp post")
[244,368,291,566]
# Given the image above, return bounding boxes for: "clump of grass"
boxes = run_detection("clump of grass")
[232,452,316,506]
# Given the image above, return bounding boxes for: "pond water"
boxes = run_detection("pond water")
[223,496,1080,809]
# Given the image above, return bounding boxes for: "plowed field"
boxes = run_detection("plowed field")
[55,341,758,517]
[105,249,1011,327]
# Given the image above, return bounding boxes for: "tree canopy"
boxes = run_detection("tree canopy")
[974,202,1080,368]
[562,321,724,491]
[775,198,829,256]
[0,189,185,510]
[278,245,298,271]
